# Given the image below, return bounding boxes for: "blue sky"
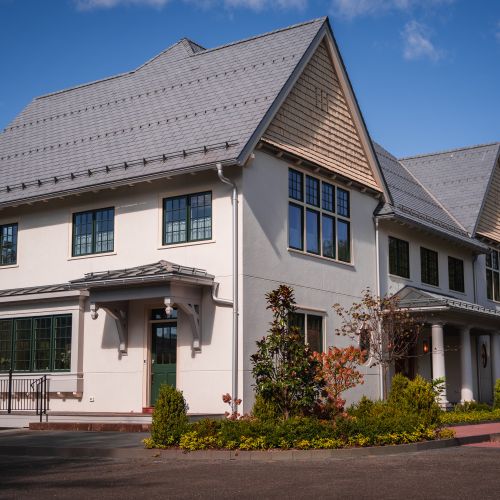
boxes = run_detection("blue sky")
[0,0,499,157]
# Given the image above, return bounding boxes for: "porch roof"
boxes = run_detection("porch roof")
[395,286,500,319]
[69,260,214,289]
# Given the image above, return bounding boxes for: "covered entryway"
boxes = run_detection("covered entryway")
[150,308,177,405]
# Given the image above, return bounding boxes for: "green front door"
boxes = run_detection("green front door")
[151,321,177,406]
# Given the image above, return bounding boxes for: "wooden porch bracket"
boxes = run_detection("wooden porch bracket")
[164,297,201,352]
[90,302,129,355]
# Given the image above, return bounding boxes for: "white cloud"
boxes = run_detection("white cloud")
[330,0,454,19]
[402,20,442,61]
[75,0,306,10]
[75,0,170,9]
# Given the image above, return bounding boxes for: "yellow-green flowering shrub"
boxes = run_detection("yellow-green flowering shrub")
[441,409,500,425]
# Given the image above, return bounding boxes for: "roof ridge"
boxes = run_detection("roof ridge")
[33,18,325,102]
[399,141,500,161]
[192,17,326,56]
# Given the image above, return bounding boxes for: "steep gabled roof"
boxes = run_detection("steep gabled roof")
[0,18,328,207]
[400,143,500,235]
[374,143,485,250]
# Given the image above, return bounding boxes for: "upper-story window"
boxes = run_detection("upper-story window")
[72,207,115,257]
[163,192,212,245]
[486,249,500,301]
[388,236,410,279]
[0,223,18,266]
[448,256,465,293]
[421,247,439,286]
[288,169,351,263]
[0,315,72,372]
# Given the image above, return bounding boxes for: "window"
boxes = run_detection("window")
[448,256,465,293]
[0,315,72,372]
[72,208,114,257]
[0,223,18,266]
[486,249,500,301]
[289,312,323,353]
[163,192,212,245]
[421,247,439,286]
[389,237,410,279]
[287,169,351,263]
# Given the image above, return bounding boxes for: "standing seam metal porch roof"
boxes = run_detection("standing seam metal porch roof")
[0,18,326,207]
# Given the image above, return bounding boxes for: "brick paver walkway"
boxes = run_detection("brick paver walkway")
[450,422,500,438]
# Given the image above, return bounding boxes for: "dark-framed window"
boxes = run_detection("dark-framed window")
[448,256,465,293]
[389,237,410,279]
[421,247,439,286]
[163,192,212,245]
[72,207,114,257]
[0,315,72,373]
[287,169,351,263]
[486,249,500,301]
[289,312,323,353]
[0,223,18,266]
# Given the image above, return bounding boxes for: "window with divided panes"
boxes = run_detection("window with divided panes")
[0,223,18,266]
[421,247,439,286]
[72,207,114,256]
[486,249,500,301]
[288,169,351,262]
[163,192,212,245]
[289,312,323,353]
[388,236,410,278]
[448,256,465,293]
[0,315,72,372]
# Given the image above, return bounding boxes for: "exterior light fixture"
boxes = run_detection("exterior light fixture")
[423,340,430,354]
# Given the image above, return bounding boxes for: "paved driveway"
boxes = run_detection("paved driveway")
[1,446,499,499]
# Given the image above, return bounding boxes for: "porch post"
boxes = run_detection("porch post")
[459,326,474,402]
[431,322,449,406]
[491,332,500,384]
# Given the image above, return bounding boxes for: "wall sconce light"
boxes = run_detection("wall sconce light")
[423,340,430,354]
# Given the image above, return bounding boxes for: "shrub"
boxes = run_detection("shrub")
[387,374,441,426]
[252,393,281,422]
[494,379,500,410]
[313,346,364,418]
[251,285,322,419]
[151,384,189,446]
[454,401,491,413]
[441,409,500,425]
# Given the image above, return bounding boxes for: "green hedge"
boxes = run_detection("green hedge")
[441,409,500,425]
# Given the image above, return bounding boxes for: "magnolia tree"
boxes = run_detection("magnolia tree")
[333,289,423,399]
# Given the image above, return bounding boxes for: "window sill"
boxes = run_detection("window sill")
[0,263,19,270]
[288,248,354,268]
[158,239,216,250]
[68,252,117,261]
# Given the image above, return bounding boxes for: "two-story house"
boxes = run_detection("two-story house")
[0,18,391,422]
[375,143,500,405]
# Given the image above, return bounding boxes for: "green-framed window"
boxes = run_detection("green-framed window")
[72,207,114,257]
[289,312,324,353]
[486,249,500,301]
[163,192,212,245]
[0,314,72,372]
[421,247,439,287]
[389,236,410,279]
[448,256,465,293]
[288,169,351,263]
[0,223,18,266]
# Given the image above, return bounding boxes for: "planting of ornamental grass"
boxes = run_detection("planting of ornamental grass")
[144,285,460,452]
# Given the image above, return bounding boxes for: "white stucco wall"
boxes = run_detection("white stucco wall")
[240,151,382,412]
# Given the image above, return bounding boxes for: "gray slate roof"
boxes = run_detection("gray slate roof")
[0,283,72,298]
[400,143,500,234]
[396,286,500,319]
[0,18,326,207]
[373,143,482,249]
[70,260,214,287]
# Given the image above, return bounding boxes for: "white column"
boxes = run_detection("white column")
[491,333,500,384]
[460,326,474,402]
[432,323,449,406]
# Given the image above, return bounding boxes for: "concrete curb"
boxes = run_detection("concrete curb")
[0,437,474,461]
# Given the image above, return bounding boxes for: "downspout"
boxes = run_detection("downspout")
[216,163,239,411]
[375,218,384,400]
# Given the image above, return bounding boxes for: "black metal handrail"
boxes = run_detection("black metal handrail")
[0,371,48,422]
